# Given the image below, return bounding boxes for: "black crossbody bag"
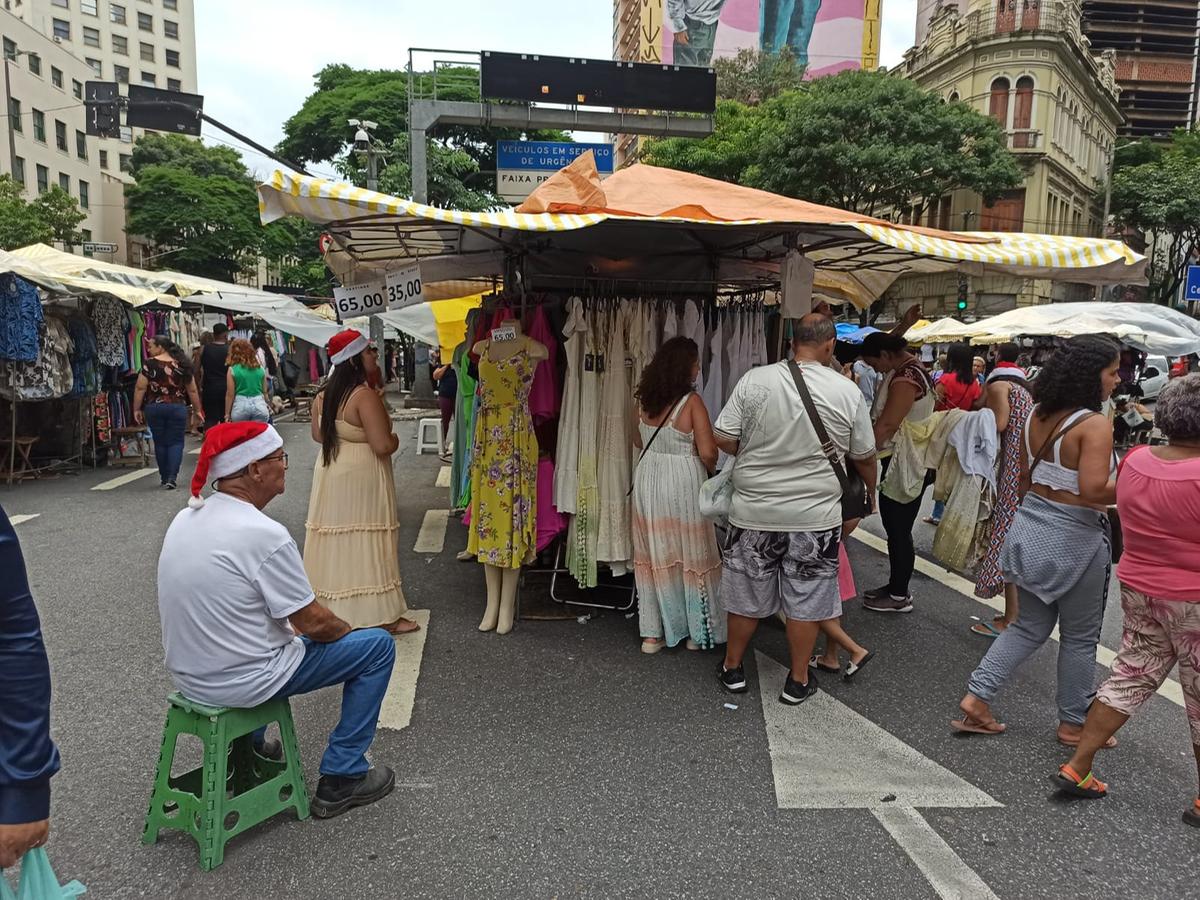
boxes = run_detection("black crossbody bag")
[787,360,871,521]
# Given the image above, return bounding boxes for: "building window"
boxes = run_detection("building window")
[1012,75,1035,147]
[140,41,154,62]
[119,153,131,172]
[980,188,1026,232]
[111,3,126,24]
[83,26,101,47]
[164,0,176,8]
[82,229,93,256]
[988,77,1011,128]
[8,98,20,133]
[82,0,98,14]
[36,164,48,194]
[52,0,69,7]
[119,125,132,143]
[165,49,179,68]
[76,129,88,160]
[72,79,83,99]
[112,34,127,54]
[137,11,152,31]
[55,120,67,152]
[140,71,155,86]
[58,172,70,193]
[52,19,71,40]
[79,180,89,209]
[12,157,24,187]
[167,77,181,91]
[2,38,15,60]
[51,66,63,89]
[28,54,41,76]
[99,149,109,169]
[114,64,129,83]
[85,58,102,76]
[32,109,45,143]
[164,19,178,39]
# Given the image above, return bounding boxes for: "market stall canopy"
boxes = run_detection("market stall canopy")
[905,303,1200,356]
[0,247,167,307]
[376,294,484,359]
[905,318,968,343]
[257,158,1146,302]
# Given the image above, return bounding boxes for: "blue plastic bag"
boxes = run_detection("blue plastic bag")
[0,848,86,900]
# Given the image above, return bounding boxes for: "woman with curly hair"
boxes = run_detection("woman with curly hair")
[224,338,270,423]
[1052,374,1200,812]
[630,336,724,654]
[955,335,1121,743]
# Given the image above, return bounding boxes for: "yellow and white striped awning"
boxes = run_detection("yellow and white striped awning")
[257,170,1146,292]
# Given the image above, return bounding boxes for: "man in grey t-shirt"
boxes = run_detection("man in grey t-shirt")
[713,314,877,705]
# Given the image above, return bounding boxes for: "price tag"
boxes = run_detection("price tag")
[333,280,386,321]
[384,262,424,310]
[491,324,517,343]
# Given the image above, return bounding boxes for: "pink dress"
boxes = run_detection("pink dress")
[527,305,560,424]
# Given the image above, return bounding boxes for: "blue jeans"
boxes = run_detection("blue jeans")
[761,0,823,65]
[144,402,187,485]
[260,629,395,777]
[931,499,946,522]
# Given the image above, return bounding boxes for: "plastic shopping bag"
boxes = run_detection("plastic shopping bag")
[0,848,86,900]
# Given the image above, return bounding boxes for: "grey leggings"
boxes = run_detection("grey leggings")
[966,543,1110,725]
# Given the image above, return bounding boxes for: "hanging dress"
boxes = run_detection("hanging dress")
[450,342,477,510]
[596,302,634,573]
[527,304,560,424]
[568,309,602,587]
[304,390,407,628]
[467,343,539,569]
[554,297,587,515]
[632,395,725,648]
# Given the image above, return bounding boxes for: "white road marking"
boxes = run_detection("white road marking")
[413,509,449,554]
[377,609,430,731]
[873,807,1000,900]
[435,465,451,488]
[756,652,999,899]
[91,468,157,491]
[9,514,40,525]
[849,530,1185,708]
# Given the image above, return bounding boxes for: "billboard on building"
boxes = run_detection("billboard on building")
[655,0,878,78]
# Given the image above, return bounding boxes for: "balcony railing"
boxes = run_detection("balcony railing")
[1010,129,1040,149]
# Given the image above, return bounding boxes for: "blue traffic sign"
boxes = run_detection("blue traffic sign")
[1186,265,1200,301]
[497,140,614,173]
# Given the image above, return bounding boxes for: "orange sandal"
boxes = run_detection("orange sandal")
[1050,764,1108,799]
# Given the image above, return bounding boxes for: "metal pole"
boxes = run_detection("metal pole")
[411,128,428,203]
[366,141,378,192]
[4,57,17,183]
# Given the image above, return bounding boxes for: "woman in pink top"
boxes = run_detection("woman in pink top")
[1053,374,1200,827]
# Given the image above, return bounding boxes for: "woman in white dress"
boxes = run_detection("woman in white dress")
[631,337,725,653]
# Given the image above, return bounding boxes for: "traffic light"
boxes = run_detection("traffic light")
[84,81,120,137]
[956,277,969,313]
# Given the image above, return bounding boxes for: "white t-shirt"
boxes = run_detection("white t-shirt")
[714,360,875,532]
[157,492,312,707]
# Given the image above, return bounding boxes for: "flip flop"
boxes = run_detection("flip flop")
[808,655,841,674]
[921,516,941,525]
[970,620,1004,638]
[1056,732,1118,750]
[844,650,875,680]
[385,619,422,635]
[950,715,1007,735]
[1183,799,1200,828]
[1050,764,1108,799]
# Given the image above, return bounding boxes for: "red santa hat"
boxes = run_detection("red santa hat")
[327,328,370,366]
[188,422,284,508]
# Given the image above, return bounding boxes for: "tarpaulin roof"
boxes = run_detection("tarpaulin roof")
[257,155,1147,302]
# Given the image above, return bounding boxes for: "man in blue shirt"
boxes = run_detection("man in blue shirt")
[0,505,60,868]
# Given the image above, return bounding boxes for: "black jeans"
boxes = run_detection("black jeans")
[877,456,934,596]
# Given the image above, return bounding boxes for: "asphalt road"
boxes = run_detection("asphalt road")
[2,419,1196,899]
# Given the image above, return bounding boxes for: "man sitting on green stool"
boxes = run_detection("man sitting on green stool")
[157,422,396,819]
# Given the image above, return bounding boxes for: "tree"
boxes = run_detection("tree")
[130,132,248,180]
[714,47,806,105]
[1109,129,1200,304]
[0,177,86,250]
[644,70,1024,219]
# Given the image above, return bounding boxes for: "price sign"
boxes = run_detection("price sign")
[333,280,386,320]
[384,263,424,310]
[491,324,517,343]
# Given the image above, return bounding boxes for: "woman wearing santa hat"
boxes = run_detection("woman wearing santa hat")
[303,329,419,634]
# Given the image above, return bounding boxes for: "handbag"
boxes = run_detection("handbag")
[699,461,734,522]
[0,847,86,900]
[787,360,871,521]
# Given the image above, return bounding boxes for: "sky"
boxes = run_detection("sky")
[195,0,919,181]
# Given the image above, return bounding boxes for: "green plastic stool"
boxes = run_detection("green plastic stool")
[142,692,310,870]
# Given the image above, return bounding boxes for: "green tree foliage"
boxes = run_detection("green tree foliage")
[277,64,569,206]
[644,70,1024,219]
[1109,128,1200,304]
[714,47,806,105]
[0,177,86,250]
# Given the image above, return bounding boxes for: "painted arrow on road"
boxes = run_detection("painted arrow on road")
[756,652,1000,900]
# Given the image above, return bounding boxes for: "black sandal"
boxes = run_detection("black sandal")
[808,655,840,674]
[1050,764,1107,799]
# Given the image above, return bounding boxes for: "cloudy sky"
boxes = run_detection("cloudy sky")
[195,0,918,180]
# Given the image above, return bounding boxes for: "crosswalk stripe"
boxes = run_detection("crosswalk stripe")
[873,807,1000,900]
[377,609,430,730]
[9,514,40,525]
[413,509,449,554]
[435,466,451,488]
[92,468,158,491]
[849,529,1184,708]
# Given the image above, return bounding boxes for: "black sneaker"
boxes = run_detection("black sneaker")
[716,662,748,693]
[861,584,892,601]
[311,765,396,819]
[780,672,819,705]
[164,481,177,491]
[862,594,914,614]
[253,738,283,761]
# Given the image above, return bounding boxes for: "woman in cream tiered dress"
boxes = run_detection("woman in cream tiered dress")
[304,329,419,634]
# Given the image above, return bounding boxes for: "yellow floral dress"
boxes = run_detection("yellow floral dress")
[467,346,538,568]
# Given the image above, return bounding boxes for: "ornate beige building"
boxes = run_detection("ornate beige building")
[892,0,1124,313]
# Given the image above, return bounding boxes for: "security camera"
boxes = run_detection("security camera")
[353,127,370,151]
